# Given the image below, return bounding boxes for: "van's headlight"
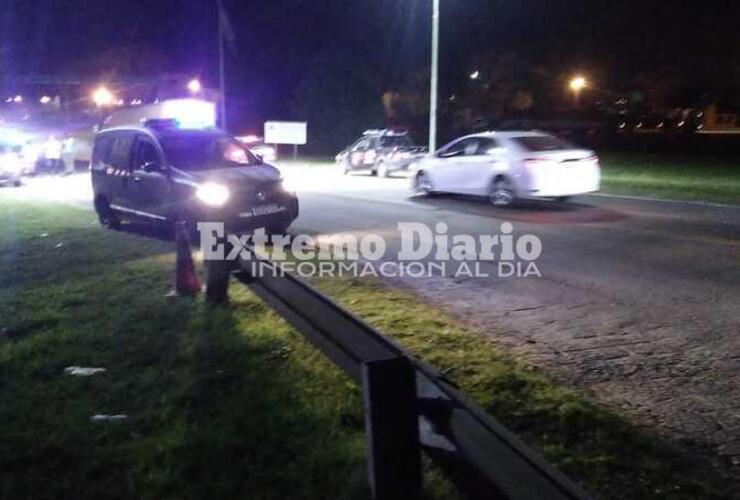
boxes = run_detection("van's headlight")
[196,183,230,206]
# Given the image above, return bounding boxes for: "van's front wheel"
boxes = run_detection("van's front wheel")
[95,197,121,229]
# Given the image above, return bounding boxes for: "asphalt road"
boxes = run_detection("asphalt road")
[282,163,740,471]
[6,164,740,472]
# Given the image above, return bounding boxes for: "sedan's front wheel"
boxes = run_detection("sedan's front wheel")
[489,178,516,207]
[413,171,434,196]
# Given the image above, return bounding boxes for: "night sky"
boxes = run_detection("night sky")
[2,0,740,130]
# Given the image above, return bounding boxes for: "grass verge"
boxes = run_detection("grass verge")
[599,152,740,204]
[0,197,735,499]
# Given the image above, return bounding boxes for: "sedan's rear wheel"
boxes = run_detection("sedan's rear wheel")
[489,178,515,207]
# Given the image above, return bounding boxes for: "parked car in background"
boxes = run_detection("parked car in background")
[409,131,600,206]
[236,135,277,163]
[0,145,23,186]
[336,129,427,177]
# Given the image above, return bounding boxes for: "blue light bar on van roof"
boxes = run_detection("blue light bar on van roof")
[142,118,180,130]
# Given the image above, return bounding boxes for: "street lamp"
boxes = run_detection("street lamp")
[92,86,114,107]
[428,0,440,152]
[569,76,587,108]
[92,87,114,130]
[187,78,202,95]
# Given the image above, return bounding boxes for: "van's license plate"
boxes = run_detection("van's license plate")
[239,204,286,218]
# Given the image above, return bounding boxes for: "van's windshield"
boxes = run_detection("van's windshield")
[160,134,262,170]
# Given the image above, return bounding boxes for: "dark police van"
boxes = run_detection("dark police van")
[91,120,299,234]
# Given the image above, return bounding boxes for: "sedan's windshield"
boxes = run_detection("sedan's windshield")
[160,135,261,170]
[512,135,574,152]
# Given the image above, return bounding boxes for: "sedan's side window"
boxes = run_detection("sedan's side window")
[438,138,468,158]
[475,138,501,155]
[463,139,480,156]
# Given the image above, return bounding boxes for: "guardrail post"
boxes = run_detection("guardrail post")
[362,356,422,500]
[205,259,231,304]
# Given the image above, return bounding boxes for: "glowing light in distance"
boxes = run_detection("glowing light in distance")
[92,87,114,107]
[187,79,202,95]
[569,76,587,92]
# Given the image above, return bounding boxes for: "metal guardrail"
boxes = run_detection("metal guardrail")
[231,249,592,500]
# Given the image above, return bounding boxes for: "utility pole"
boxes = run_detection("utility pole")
[428,0,440,152]
[218,0,227,130]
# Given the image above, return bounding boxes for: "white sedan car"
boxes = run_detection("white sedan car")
[409,131,600,206]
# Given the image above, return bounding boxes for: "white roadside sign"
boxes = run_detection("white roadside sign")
[264,121,307,145]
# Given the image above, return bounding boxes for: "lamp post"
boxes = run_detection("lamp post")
[428,0,440,152]
[569,76,587,108]
[92,86,114,130]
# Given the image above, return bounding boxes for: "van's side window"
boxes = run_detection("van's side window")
[108,135,135,171]
[133,137,160,170]
[92,136,113,166]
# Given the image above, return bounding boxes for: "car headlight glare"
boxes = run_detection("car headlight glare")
[279,177,297,193]
[196,182,230,206]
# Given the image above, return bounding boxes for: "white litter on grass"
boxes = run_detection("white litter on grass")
[39,233,49,238]
[54,242,64,248]
[64,366,107,377]
[90,414,128,422]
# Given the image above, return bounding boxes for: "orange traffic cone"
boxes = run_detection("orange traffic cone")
[172,220,202,296]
